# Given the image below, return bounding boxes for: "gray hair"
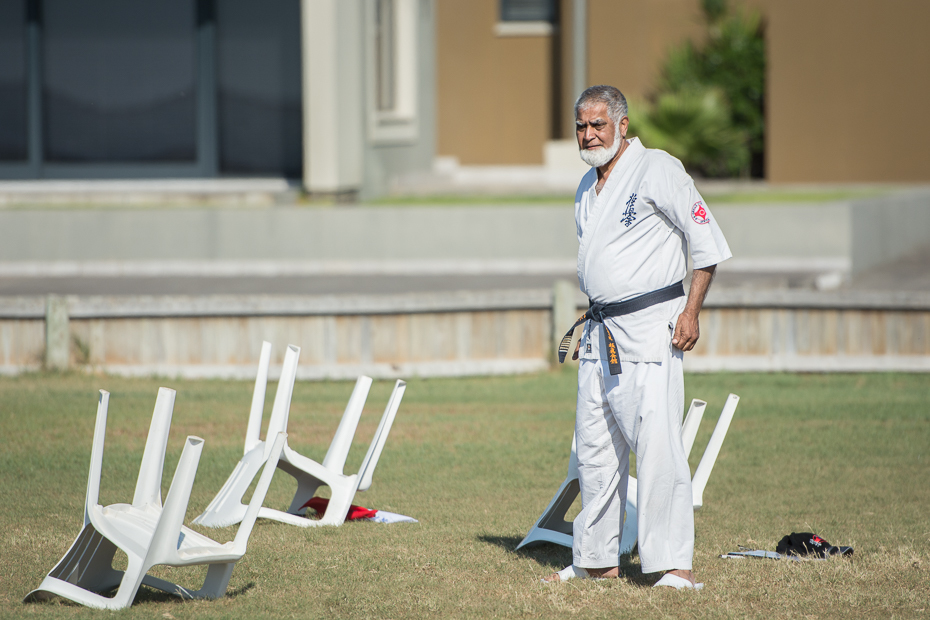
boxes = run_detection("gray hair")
[574,85,628,124]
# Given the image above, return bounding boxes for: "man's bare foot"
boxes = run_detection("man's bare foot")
[653,569,703,590]
[586,566,621,579]
[541,565,620,582]
[666,569,696,586]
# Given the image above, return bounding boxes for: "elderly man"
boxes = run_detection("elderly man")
[545,85,731,589]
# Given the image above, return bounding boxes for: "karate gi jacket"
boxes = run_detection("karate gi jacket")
[575,138,732,363]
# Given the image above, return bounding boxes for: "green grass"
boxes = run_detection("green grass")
[364,194,576,206]
[3,188,893,211]
[1,371,929,618]
[363,188,891,207]
[703,188,890,204]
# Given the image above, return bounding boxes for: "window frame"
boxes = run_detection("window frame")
[366,0,419,146]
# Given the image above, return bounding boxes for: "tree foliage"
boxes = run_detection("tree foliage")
[629,88,749,179]
[630,0,766,178]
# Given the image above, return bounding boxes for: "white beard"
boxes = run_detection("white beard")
[579,129,622,168]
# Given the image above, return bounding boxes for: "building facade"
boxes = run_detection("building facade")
[0,0,436,198]
[3,0,928,191]
[436,0,930,183]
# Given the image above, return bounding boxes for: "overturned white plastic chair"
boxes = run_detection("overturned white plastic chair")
[194,341,406,528]
[270,377,407,526]
[24,388,286,610]
[516,394,740,553]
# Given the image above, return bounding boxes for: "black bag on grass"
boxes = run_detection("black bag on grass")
[776,533,853,558]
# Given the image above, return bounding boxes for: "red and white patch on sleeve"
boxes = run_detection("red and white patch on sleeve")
[691,201,710,224]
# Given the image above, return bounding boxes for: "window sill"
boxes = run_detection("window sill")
[493,21,554,37]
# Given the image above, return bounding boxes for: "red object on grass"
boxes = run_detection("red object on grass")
[300,497,378,520]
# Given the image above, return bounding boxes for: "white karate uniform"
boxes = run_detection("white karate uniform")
[571,138,731,573]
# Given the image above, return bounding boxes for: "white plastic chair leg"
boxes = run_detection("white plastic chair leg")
[358,380,406,491]
[84,391,109,516]
[681,399,707,459]
[322,376,373,473]
[194,563,236,599]
[244,341,272,453]
[132,388,176,508]
[691,393,740,509]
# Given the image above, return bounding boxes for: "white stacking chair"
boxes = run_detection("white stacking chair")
[516,394,739,553]
[195,341,406,528]
[24,388,286,610]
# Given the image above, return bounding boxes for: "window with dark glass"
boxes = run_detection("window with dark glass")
[216,0,302,177]
[0,0,29,162]
[375,0,397,113]
[43,0,197,163]
[499,0,555,22]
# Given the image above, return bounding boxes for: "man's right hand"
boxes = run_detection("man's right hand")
[572,338,581,360]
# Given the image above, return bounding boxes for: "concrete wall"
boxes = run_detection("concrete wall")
[851,189,930,274]
[712,202,850,270]
[3,195,924,282]
[0,206,578,265]
[3,289,929,376]
[691,304,930,372]
[0,202,853,269]
[0,292,553,378]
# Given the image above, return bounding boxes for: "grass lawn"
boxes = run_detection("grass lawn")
[1,371,928,619]
[362,187,890,207]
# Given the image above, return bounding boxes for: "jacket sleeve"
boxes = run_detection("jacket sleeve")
[653,162,732,270]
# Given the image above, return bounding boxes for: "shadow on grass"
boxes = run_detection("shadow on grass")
[225,582,256,598]
[477,534,571,569]
[133,581,255,604]
[477,534,656,587]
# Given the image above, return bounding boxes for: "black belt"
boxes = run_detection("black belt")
[557,281,685,375]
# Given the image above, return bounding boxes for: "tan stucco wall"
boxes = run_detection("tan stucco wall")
[764,0,930,182]
[436,0,554,164]
[436,0,930,181]
[586,0,705,105]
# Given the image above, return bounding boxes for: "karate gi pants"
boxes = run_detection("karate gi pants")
[572,347,694,574]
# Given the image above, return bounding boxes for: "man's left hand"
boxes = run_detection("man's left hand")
[672,265,716,352]
[672,311,700,352]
